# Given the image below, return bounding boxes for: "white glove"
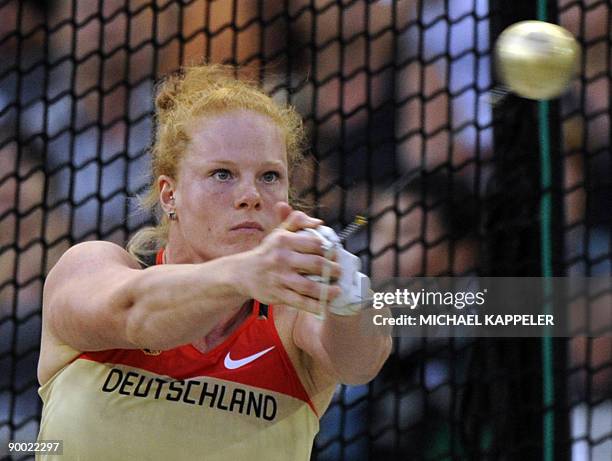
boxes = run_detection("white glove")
[298,226,370,315]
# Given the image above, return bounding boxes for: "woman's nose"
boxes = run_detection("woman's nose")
[234,181,262,210]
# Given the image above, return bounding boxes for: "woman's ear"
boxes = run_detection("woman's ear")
[158,175,177,216]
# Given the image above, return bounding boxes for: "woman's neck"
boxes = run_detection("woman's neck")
[162,231,252,352]
[164,226,215,264]
[190,300,253,353]
[163,237,198,264]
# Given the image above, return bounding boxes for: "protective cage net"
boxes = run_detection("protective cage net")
[0,0,610,460]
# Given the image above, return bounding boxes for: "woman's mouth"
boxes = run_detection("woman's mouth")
[230,222,264,232]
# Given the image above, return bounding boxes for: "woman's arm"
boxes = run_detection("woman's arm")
[44,215,339,352]
[293,309,392,386]
[43,240,251,351]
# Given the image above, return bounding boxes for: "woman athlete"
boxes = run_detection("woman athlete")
[37,64,391,460]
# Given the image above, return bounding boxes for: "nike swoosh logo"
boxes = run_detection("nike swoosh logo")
[224,346,275,370]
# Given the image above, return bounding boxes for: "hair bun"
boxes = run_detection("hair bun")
[155,73,185,116]
[155,87,177,113]
[156,92,173,111]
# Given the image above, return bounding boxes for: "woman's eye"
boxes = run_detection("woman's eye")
[262,171,280,183]
[212,169,232,181]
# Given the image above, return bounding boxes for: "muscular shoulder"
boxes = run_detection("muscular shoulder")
[51,241,140,275]
[39,241,142,384]
[44,241,140,304]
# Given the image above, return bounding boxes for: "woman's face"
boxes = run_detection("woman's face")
[168,109,289,262]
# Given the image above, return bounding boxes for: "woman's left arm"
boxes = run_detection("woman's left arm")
[293,308,392,386]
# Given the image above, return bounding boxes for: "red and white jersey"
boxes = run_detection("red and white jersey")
[37,253,319,460]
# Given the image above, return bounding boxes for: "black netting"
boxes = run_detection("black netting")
[0,1,610,460]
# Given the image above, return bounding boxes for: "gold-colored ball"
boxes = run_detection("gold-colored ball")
[495,20,581,100]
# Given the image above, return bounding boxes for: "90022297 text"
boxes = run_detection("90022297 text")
[7,440,63,455]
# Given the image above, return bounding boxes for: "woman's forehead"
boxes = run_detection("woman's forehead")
[184,110,287,165]
[187,109,284,141]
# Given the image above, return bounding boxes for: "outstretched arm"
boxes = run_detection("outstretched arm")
[294,308,392,386]
[44,209,340,353]
[282,211,392,386]
[43,240,252,352]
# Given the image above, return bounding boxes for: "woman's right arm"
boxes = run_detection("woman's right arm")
[43,240,254,352]
[44,221,339,353]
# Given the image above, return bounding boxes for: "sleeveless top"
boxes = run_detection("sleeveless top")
[37,249,319,460]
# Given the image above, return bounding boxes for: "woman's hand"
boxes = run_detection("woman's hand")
[239,203,342,314]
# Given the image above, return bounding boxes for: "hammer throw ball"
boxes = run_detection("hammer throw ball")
[495,20,581,100]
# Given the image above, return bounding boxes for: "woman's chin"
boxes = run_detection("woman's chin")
[225,238,262,255]
[199,236,263,260]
